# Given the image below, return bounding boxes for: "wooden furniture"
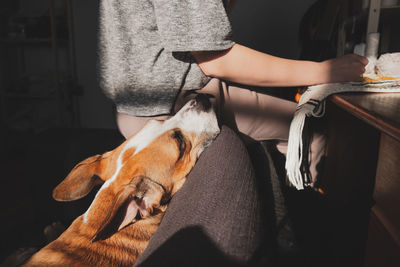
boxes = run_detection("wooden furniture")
[335,0,400,56]
[320,92,400,267]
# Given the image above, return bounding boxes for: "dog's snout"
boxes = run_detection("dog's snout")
[193,94,212,112]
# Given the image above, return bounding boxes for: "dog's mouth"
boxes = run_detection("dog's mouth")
[120,195,154,223]
[119,179,170,225]
[91,193,168,242]
[123,192,170,221]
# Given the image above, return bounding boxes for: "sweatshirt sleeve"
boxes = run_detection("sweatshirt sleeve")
[153,0,235,52]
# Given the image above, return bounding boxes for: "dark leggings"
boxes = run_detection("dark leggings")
[135,126,271,267]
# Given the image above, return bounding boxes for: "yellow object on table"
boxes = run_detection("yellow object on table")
[363,74,400,83]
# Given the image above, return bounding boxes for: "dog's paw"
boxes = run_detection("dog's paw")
[0,247,38,267]
[43,221,66,244]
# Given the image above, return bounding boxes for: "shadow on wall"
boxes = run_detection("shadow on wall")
[230,0,317,59]
[71,0,116,129]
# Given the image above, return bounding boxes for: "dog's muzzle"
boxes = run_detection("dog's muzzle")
[193,94,212,112]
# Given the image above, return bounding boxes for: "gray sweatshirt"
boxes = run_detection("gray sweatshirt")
[98,0,235,116]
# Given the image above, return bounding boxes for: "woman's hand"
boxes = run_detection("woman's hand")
[319,54,369,83]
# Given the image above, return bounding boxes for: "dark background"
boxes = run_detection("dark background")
[0,0,317,261]
[1,0,400,264]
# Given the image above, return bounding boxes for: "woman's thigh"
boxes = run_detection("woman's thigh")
[134,126,268,266]
[116,113,171,139]
[198,80,297,141]
[116,79,297,142]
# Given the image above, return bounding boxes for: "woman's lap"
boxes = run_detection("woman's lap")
[116,79,297,142]
[134,126,269,267]
[116,80,325,266]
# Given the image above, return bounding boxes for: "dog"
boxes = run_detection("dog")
[23,94,220,266]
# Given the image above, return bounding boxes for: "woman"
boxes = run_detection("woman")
[98,0,367,265]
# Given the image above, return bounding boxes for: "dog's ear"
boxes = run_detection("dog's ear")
[91,176,166,242]
[53,152,112,201]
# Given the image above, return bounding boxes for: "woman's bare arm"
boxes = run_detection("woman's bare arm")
[191,44,368,87]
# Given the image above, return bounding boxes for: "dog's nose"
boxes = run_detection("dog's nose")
[193,94,212,112]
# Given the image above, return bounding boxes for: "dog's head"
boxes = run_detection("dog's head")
[52,94,219,241]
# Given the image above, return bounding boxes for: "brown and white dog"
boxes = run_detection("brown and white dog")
[23,94,220,267]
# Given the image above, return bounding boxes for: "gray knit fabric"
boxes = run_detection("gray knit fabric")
[98,0,235,116]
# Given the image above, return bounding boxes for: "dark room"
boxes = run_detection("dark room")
[1,0,400,266]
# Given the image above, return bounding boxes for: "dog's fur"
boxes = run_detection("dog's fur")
[23,95,220,267]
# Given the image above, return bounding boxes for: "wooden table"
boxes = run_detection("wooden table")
[320,92,400,267]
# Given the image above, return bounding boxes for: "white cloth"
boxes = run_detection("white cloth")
[286,79,400,190]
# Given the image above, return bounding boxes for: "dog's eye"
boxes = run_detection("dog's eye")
[172,130,186,161]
